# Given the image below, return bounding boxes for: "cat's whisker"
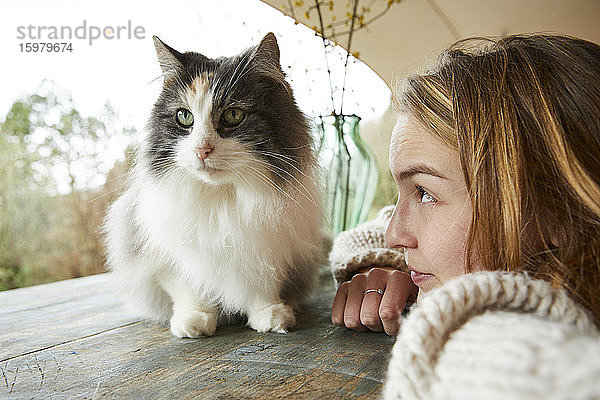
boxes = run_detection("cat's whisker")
[255,160,317,205]
[258,150,300,163]
[154,59,190,94]
[227,67,254,97]
[170,166,192,186]
[149,150,316,207]
[252,150,316,188]
[237,163,302,208]
[234,156,317,207]
[256,151,305,174]
[213,52,252,102]
[88,183,129,204]
[247,138,273,148]
[269,169,317,206]
[223,51,255,99]
[102,171,131,186]
[281,143,313,151]
[147,74,164,88]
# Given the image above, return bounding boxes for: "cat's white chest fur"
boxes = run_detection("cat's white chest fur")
[136,173,293,305]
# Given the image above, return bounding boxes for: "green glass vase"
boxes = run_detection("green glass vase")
[316,114,379,235]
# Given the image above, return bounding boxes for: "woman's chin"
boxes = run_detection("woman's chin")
[415,278,444,303]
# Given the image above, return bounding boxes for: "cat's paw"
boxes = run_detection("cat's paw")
[247,303,296,333]
[169,309,218,338]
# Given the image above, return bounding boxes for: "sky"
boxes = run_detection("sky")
[0,0,391,131]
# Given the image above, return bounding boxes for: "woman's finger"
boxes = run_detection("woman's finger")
[343,274,368,331]
[379,270,417,335]
[331,281,350,326]
[359,269,390,331]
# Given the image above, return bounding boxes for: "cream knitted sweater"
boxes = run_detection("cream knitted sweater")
[329,206,407,285]
[329,208,600,399]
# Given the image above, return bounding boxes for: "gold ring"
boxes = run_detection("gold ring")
[364,288,384,296]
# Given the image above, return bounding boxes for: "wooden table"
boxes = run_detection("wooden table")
[0,271,395,399]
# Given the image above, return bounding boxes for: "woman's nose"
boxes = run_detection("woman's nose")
[385,203,417,249]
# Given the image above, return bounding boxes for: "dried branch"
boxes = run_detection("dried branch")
[329,3,393,39]
[314,1,336,113]
[287,0,399,114]
[339,0,359,115]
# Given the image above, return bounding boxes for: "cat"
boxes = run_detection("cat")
[103,32,323,338]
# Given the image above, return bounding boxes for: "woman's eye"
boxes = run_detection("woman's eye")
[176,109,194,128]
[417,186,436,204]
[222,108,245,127]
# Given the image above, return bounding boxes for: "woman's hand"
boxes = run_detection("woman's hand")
[331,267,418,335]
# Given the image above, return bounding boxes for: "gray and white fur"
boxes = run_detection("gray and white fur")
[103,33,323,337]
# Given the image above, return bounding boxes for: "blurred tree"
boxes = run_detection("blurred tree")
[0,81,135,290]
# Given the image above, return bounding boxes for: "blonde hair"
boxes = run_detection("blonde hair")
[396,34,600,326]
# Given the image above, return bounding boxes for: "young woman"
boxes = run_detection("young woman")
[329,34,600,399]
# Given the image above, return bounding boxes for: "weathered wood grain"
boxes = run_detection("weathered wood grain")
[0,274,140,361]
[0,272,395,399]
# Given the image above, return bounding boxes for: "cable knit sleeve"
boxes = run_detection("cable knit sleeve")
[383,271,600,400]
[328,206,407,286]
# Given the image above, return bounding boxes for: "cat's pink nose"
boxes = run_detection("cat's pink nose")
[195,145,214,163]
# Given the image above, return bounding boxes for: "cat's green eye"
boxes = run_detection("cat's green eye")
[176,109,194,128]
[222,108,245,127]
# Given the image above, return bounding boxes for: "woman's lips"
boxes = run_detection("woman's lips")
[409,269,435,285]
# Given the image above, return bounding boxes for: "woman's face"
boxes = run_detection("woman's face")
[386,115,476,300]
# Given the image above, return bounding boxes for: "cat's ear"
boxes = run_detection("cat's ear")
[153,36,184,82]
[250,32,283,78]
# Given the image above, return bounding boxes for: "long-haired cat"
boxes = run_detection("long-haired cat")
[103,33,323,338]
